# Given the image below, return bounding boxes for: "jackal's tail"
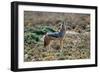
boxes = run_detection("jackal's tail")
[44,35,50,47]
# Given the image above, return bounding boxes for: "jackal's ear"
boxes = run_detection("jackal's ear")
[57,22,62,30]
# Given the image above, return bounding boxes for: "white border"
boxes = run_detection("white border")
[18,5,95,68]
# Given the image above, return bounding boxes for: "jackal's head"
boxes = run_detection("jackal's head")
[58,22,66,32]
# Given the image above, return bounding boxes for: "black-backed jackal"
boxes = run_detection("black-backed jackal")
[44,22,66,51]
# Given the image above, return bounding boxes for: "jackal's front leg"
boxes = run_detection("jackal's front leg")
[60,40,63,52]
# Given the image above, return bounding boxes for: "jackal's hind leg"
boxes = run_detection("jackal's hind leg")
[48,40,52,52]
[60,40,63,52]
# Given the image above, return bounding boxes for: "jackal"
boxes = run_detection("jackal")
[44,22,66,51]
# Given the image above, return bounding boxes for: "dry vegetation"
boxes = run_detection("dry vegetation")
[24,11,90,62]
